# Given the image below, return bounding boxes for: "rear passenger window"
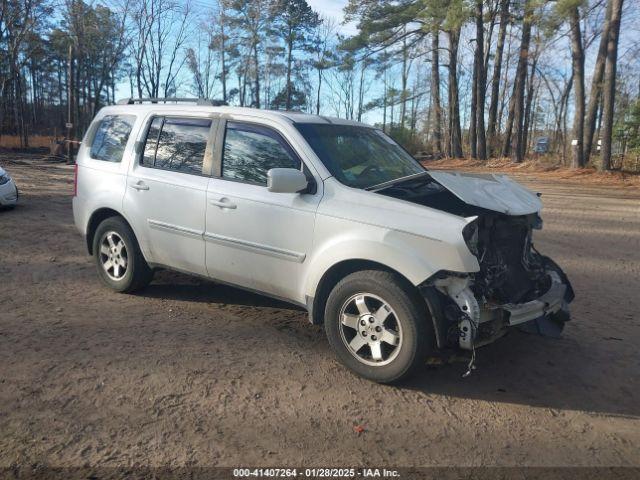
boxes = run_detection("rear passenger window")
[90,115,135,162]
[141,117,212,175]
[222,122,301,185]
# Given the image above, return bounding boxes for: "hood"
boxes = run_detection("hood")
[427,171,541,215]
[320,177,471,240]
[374,171,541,217]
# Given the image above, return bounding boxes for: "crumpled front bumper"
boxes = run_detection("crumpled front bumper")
[428,269,573,351]
[481,271,572,343]
[490,271,569,326]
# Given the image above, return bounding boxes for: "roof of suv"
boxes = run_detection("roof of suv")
[102,103,371,128]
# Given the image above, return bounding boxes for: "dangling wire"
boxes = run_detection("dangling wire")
[462,316,478,378]
[462,343,476,378]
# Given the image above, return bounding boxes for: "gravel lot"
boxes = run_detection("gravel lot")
[0,156,639,469]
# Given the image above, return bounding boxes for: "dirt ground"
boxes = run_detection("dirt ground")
[1,155,639,469]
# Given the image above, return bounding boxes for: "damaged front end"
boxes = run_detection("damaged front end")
[424,213,574,353]
[376,171,574,353]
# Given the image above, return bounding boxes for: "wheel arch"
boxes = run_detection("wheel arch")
[86,208,135,255]
[308,259,421,326]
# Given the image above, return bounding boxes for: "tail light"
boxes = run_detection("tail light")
[73,163,78,197]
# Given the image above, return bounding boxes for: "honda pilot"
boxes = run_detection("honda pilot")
[72,99,574,383]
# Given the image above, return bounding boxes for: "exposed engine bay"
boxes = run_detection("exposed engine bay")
[374,172,574,353]
[465,213,551,305]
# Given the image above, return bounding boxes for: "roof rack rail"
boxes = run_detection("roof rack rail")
[116,98,228,107]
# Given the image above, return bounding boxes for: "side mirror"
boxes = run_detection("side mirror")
[267,168,308,193]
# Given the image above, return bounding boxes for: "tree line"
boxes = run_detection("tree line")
[1,0,639,170]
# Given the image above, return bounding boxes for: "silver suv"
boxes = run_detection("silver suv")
[73,99,574,383]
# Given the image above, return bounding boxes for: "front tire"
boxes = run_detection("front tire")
[324,270,433,384]
[92,216,153,293]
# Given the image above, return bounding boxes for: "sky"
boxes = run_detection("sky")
[308,0,346,20]
[115,0,363,114]
[308,0,355,34]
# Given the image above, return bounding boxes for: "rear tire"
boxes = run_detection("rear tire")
[92,216,153,293]
[324,270,433,384]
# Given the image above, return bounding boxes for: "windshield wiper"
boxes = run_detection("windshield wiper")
[365,171,430,191]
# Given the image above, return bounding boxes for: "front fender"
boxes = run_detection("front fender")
[302,218,479,301]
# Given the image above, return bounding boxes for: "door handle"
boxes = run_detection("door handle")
[209,198,237,209]
[130,181,149,191]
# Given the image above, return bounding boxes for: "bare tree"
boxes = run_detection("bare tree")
[569,6,585,167]
[186,24,220,99]
[431,29,443,154]
[600,0,624,170]
[131,0,191,99]
[510,0,533,163]
[208,0,235,103]
[310,16,335,115]
[474,0,487,160]
[447,26,463,158]
[584,0,613,161]
[0,0,51,146]
[230,0,271,108]
[487,0,509,156]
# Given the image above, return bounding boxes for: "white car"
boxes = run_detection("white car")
[0,165,18,208]
[72,99,573,383]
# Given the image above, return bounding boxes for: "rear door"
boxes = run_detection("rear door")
[123,114,217,276]
[204,119,322,303]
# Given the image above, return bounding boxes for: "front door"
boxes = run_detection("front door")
[204,120,321,303]
[123,115,215,276]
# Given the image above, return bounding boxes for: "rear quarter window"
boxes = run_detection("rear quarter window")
[89,115,136,162]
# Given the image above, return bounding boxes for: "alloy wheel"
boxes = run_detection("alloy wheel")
[99,231,128,281]
[338,293,403,367]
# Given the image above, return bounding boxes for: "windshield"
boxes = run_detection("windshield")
[295,123,425,189]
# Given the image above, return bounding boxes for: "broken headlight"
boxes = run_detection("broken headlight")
[462,219,479,256]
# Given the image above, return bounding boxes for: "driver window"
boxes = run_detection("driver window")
[222,122,301,185]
